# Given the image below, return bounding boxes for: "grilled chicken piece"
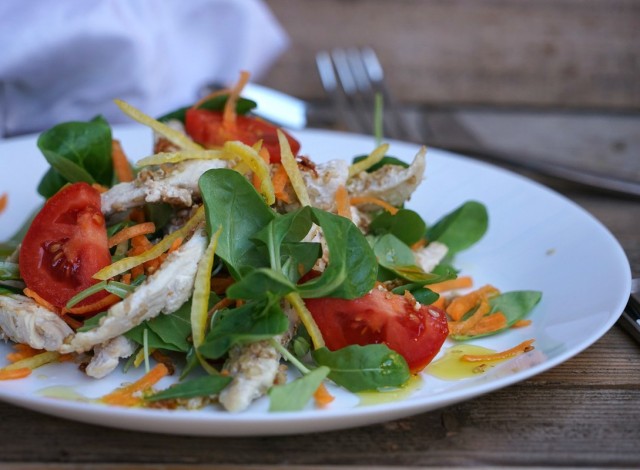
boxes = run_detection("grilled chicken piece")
[101,159,229,216]
[218,302,298,412]
[60,227,208,353]
[85,335,136,379]
[414,241,449,273]
[302,159,350,211]
[347,147,426,208]
[0,294,73,351]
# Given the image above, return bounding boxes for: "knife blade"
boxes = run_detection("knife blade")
[618,278,640,343]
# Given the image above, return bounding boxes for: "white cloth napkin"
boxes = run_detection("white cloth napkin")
[0,0,289,137]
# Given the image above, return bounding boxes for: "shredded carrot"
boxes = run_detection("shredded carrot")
[211,276,235,295]
[0,368,32,380]
[428,276,473,294]
[63,293,121,316]
[448,299,491,336]
[101,363,169,407]
[0,192,7,214]
[111,139,135,183]
[349,196,398,215]
[463,312,508,336]
[60,314,84,330]
[272,163,291,203]
[410,238,427,250]
[335,185,352,219]
[167,237,184,254]
[314,383,335,407]
[207,297,236,319]
[128,208,146,223]
[23,288,59,313]
[223,70,250,131]
[461,339,535,362]
[446,285,500,321]
[91,183,109,193]
[511,319,533,328]
[429,295,447,311]
[107,222,156,248]
[191,87,232,111]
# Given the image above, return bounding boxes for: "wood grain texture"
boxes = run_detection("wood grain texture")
[262,0,640,110]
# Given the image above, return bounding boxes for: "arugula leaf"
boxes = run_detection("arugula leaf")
[199,169,275,278]
[312,344,410,392]
[268,366,330,412]
[297,208,377,299]
[199,299,289,360]
[369,209,426,246]
[146,374,232,402]
[36,116,113,198]
[427,201,488,255]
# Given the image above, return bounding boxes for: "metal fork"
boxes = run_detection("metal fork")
[315,47,640,198]
[315,47,426,142]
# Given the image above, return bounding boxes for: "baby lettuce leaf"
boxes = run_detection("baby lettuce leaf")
[450,290,542,340]
[146,374,232,402]
[372,234,438,283]
[226,268,296,300]
[427,201,488,255]
[199,169,275,278]
[37,116,113,198]
[268,366,330,412]
[369,209,426,246]
[312,344,410,392]
[125,301,194,352]
[199,298,288,360]
[297,208,377,299]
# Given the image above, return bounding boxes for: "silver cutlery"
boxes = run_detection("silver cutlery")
[619,278,640,343]
[314,46,640,199]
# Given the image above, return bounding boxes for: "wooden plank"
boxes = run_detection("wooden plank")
[262,0,640,109]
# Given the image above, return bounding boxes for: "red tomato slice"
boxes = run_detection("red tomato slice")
[305,287,449,373]
[184,108,301,163]
[19,182,112,314]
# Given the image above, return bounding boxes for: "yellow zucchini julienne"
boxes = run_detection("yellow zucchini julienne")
[348,143,389,178]
[3,351,61,371]
[285,292,325,349]
[277,130,311,207]
[191,226,222,375]
[114,99,203,152]
[93,205,205,281]
[223,140,275,206]
[135,149,228,168]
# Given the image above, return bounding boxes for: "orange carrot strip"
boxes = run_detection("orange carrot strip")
[464,312,508,336]
[60,314,84,330]
[191,88,231,111]
[0,368,32,380]
[63,293,121,316]
[112,139,135,183]
[335,185,351,219]
[101,363,169,407]
[446,285,500,321]
[211,277,236,295]
[428,276,473,294]
[23,288,59,313]
[429,295,447,311]
[314,383,335,407]
[0,192,7,214]
[511,319,533,328]
[349,196,399,215]
[272,163,291,203]
[91,183,109,193]
[410,239,427,250]
[223,70,250,131]
[107,222,156,248]
[448,299,491,336]
[7,344,41,363]
[167,237,184,254]
[461,339,535,362]
[207,297,236,318]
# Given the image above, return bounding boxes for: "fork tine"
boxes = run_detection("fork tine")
[316,50,366,134]
[331,48,373,134]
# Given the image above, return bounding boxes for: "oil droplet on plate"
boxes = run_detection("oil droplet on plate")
[426,344,508,380]
[357,375,423,406]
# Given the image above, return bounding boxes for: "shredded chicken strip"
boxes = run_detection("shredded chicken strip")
[60,228,208,353]
[85,335,137,379]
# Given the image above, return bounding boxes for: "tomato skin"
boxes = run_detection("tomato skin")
[184,108,301,163]
[19,182,112,313]
[305,288,449,373]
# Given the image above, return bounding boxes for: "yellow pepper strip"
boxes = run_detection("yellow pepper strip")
[135,149,228,168]
[285,292,325,349]
[348,143,389,178]
[191,226,222,375]
[93,206,205,281]
[114,99,203,152]
[3,351,61,371]
[223,140,275,206]
[278,130,311,207]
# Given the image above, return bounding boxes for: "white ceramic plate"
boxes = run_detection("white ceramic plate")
[0,126,631,436]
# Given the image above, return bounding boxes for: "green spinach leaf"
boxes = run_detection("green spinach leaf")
[427,201,488,254]
[268,366,330,412]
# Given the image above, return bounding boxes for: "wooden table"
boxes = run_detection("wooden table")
[1,110,639,468]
